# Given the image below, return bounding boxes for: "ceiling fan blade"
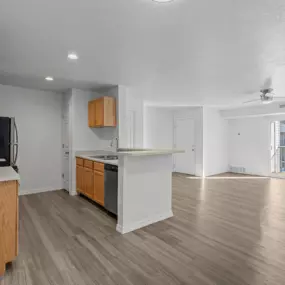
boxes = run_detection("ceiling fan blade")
[244,90,260,95]
[243,99,260,104]
[272,96,285,100]
[244,77,273,97]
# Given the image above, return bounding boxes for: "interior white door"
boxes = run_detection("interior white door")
[62,100,70,192]
[174,118,195,175]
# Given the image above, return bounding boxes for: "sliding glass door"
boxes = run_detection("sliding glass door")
[271,121,285,174]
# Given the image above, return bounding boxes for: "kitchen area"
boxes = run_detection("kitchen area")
[69,89,182,234]
[0,86,181,278]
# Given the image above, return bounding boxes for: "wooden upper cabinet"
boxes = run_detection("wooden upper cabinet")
[88,101,96,127]
[88,96,116,128]
[95,98,104,126]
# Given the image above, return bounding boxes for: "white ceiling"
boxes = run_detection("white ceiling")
[0,71,113,92]
[1,0,285,106]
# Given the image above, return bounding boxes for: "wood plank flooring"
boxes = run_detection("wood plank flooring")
[2,175,285,285]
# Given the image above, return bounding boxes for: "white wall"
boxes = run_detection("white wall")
[227,113,285,176]
[144,107,174,149]
[173,107,203,176]
[117,154,173,233]
[221,102,285,119]
[203,107,228,176]
[70,87,118,194]
[0,84,62,194]
[118,86,128,148]
[143,106,203,176]
[228,117,270,176]
[143,106,229,177]
[118,86,144,148]
[71,88,117,151]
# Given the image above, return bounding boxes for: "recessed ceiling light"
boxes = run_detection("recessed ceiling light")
[153,0,173,2]
[45,76,54,81]
[67,52,79,60]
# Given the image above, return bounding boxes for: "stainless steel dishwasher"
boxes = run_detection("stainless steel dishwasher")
[104,164,118,215]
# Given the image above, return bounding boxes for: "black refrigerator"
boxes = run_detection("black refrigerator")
[0,117,19,172]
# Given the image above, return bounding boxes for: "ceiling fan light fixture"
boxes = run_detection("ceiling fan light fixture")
[262,99,273,104]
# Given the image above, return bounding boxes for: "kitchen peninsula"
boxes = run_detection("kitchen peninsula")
[76,149,183,234]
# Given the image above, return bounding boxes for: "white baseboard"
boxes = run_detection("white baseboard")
[270,174,285,179]
[116,210,173,234]
[230,171,267,177]
[19,187,61,196]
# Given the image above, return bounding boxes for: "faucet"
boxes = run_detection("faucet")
[110,137,119,150]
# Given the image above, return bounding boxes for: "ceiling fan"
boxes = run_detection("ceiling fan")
[243,78,285,104]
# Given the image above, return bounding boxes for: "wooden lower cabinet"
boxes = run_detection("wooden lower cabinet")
[0,180,18,277]
[83,167,94,200]
[76,158,105,207]
[94,170,104,206]
[76,165,84,193]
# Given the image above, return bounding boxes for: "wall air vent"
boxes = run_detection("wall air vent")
[230,166,246,174]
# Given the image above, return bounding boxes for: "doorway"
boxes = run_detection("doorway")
[62,95,71,192]
[174,118,195,175]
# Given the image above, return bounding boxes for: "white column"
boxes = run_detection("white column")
[117,154,173,234]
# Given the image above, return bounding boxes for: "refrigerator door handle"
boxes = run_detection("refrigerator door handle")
[14,119,18,144]
[12,119,19,165]
[14,144,18,166]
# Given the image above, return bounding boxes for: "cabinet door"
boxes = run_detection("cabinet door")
[0,180,18,270]
[76,166,83,193]
[104,97,116,127]
[88,101,96,127]
[95,98,104,127]
[84,168,94,199]
[94,170,104,206]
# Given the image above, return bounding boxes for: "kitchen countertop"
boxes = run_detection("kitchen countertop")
[77,155,118,166]
[76,148,184,158]
[116,149,184,156]
[0,167,20,182]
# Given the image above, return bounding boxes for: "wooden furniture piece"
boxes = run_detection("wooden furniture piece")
[76,158,84,194]
[88,96,116,128]
[93,162,104,206]
[94,161,104,172]
[77,158,93,198]
[76,158,105,206]
[0,180,18,278]
[84,167,94,200]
